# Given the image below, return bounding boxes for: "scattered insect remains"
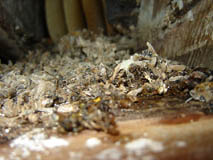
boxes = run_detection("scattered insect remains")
[56,98,119,135]
[0,31,212,140]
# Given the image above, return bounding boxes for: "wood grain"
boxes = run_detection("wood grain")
[45,0,67,42]
[63,0,86,34]
[81,0,105,34]
[138,0,213,69]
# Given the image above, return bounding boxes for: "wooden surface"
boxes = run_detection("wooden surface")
[81,0,105,33]
[45,0,68,43]
[138,0,213,69]
[63,0,86,34]
[1,114,213,160]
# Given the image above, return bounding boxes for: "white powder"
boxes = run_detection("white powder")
[96,148,122,160]
[69,151,83,160]
[125,138,164,156]
[4,128,10,133]
[0,157,5,160]
[176,141,187,148]
[85,137,102,148]
[10,129,69,152]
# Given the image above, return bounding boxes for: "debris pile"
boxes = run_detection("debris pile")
[0,32,212,139]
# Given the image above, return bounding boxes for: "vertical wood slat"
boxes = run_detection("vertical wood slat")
[81,0,105,34]
[63,0,86,34]
[45,0,67,43]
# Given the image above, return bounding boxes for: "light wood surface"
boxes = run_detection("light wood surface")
[45,0,67,42]
[63,0,86,34]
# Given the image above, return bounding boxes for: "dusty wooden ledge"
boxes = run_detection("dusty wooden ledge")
[0,114,213,160]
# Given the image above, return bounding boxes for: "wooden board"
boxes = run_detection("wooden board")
[45,0,67,43]
[1,115,213,160]
[81,0,105,34]
[63,0,86,34]
[137,0,213,69]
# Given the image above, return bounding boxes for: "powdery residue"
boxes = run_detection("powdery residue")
[0,157,5,160]
[10,129,69,152]
[125,138,164,156]
[176,141,187,148]
[96,148,123,160]
[85,137,102,148]
[69,151,83,160]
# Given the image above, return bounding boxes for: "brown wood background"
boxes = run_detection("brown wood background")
[138,0,213,69]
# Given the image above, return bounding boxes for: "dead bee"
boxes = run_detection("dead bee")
[56,98,119,135]
[190,82,213,103]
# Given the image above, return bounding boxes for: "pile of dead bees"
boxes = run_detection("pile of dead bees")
[0,32,212,137]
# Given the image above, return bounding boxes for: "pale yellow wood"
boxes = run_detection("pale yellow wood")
[64,0,86,34]
[81,0,105,34]
[45,0,68,43]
